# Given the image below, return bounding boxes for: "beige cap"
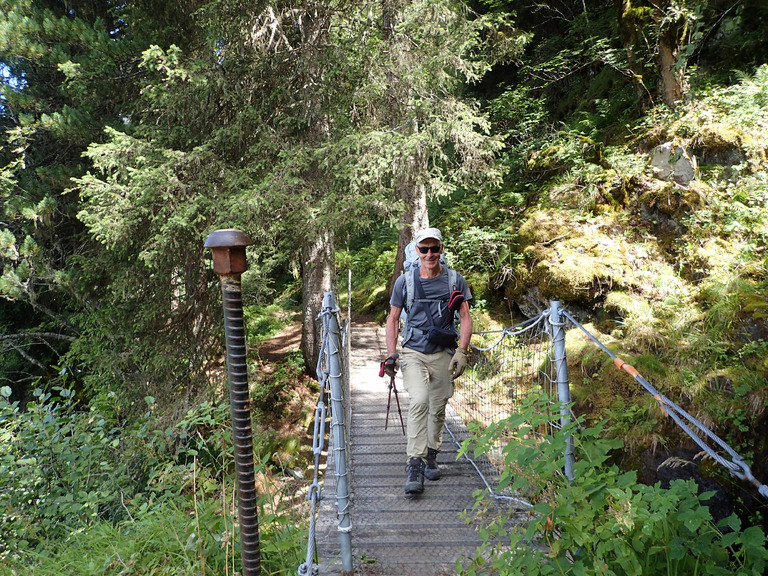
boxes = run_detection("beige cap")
[414,227,442,244]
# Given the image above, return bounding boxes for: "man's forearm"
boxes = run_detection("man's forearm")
[386,308,401,355]
[459,303,472,349]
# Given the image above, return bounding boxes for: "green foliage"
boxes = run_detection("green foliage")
[70,128,225,407]
[340,234,399,316]
[488,85,548,145]
[0,0,202,394]
[444,225,522,295]
[244,302,297,344]
[0,387,307,573]
[0,386,137,554]
[2,471,306,576]
[251,351,306,414]
[502,64,768,475]
[3,0,768,572]
[459,394,768,576]
[603,396,660,451]
[450,226,519,274]
[14,498,233,576]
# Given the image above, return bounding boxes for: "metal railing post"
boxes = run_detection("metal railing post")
[347,269,352,331]
[549,300,575,481]
[205,229,261,575]
[323,291,353,574]
[346,269,352,443]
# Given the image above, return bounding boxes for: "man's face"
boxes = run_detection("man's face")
[417,239,443,272]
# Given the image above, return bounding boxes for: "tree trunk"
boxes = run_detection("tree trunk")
[300,230,336,378]
[616,0,689,109]
[389,167,429,297]
[382,0,430,296]
[658,25,687,107]
[658,39,682,107]
[614,0,653,107]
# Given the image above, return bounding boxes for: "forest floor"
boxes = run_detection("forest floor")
[254,321,303,364]
[249,321,318,482]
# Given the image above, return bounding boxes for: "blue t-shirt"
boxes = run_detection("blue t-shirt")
[390,266,472,353]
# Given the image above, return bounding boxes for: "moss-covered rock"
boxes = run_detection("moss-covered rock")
[638,180,707,217]
[690,122,748,167]
[636,180,708,246]
[525,144,571,179]
[505,202,697,326]
[602,290,672,351]
[639,114,768,176]
[685,237,747,280]
[508,210,635,311]
[602,291,652,331]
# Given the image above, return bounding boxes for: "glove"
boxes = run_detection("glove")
[379,353,400,378]
[449,347,467,380]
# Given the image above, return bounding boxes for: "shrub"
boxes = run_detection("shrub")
[459,394,768,576]
[0,387,307,574]
[0,386,137,556]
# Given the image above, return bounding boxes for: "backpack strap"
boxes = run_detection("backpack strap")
[405,267,416,316]
[413,269,437,330]
[401,268,418,346]
[448,268,457,292]
[401,266,455,346]
[406,267,454,312]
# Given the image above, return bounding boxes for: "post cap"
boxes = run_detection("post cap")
[204,229,252,275]
[204,229,252,249]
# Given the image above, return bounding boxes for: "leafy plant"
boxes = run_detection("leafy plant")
[0,387,308,574]
[0,386,139,556]
[459,394,768,576]
[250,351,306,411]
[244,302,296,344]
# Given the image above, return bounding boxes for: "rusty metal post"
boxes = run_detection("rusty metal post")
[204,229,261,576]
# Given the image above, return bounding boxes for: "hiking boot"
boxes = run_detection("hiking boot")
[405,457,425,494]
[425,447,441,481]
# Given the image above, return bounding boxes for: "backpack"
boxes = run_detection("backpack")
[400,240,458,346]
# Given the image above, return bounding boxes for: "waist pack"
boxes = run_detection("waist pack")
[426,325,458,348]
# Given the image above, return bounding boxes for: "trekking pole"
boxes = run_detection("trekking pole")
[385,377,393,431]
[389,375,406,435]
[380,355,405,435]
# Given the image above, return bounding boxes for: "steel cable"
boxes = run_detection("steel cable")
[469,313,548,352]
[449,309,560,501]
[561,309,768,499]
[298,309,333,576]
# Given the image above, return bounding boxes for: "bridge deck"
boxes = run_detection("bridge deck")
[316,323,487,575]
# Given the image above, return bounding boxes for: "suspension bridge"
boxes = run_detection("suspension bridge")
[294,293,768,576]
[312,322,519,575]
[203,231,766,576]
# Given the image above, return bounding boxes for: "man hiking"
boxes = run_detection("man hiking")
[382,227,473,495]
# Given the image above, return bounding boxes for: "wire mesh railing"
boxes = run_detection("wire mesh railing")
[447,303,575,503]
[299,291,352,576]
[561,309,768,499]
[297,288,768,573]
[448,300,768,504]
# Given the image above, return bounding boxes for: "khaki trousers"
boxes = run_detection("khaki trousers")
[400,348,454,459]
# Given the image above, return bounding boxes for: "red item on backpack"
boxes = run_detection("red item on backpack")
[448,289,465,312]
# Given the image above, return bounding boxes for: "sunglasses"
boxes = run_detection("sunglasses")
[416,245,442,254]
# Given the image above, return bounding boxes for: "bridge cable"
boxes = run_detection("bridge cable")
[561,309,768,499]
